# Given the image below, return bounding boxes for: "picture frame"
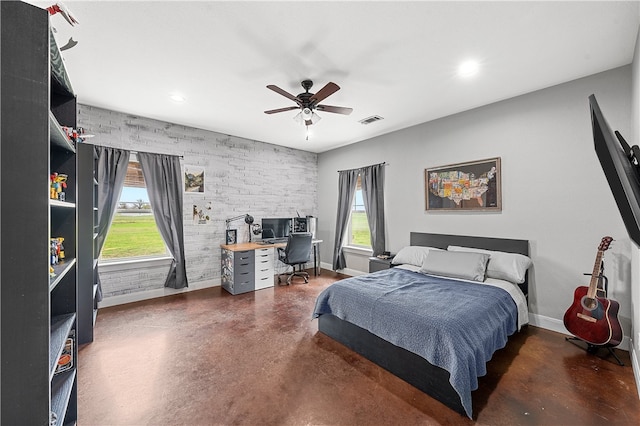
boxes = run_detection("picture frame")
[184,165,205,193]
[225,229,237,245]
[425,157,501,211]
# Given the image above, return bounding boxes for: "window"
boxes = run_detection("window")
[348,175,371,248]
[100,157,169,260]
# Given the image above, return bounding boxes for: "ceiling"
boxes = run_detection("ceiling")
[28,1,640,153]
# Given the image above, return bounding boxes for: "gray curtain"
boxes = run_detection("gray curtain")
[137,152,188,289]
[360,163,386,256]
[95,146,131,301]
[332,169,359,270]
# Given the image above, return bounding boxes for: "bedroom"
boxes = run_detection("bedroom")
[2,0,640,424]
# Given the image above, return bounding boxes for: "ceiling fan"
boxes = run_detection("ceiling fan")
[264,80,353,126]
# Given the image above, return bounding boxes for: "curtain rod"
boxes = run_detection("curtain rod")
[130,149,184,159]
[337,161,387,173]
[93,144,184,159]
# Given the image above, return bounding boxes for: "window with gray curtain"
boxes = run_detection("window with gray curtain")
[332,163,386,270]
[137,152,188,289]
[95,146,131,300]
[360,163,386,256]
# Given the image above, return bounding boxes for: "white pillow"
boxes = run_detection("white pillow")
[447,245,532,284]
[391,246,443,267]
[419,250,490,282]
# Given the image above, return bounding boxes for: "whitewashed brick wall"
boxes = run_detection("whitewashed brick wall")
[78,104,318,301]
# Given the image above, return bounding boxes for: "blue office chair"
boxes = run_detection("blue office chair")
[277,232,312,285]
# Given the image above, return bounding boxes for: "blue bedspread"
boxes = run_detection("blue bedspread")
[312,268,518,418]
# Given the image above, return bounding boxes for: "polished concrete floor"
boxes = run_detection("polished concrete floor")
[78,271,640,425]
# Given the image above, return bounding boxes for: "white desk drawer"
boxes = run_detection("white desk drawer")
[254,271,274,289]
[255,247,274,258]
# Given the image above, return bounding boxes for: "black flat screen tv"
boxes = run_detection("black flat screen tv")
[261,218,292,239]
[590,94,640,246]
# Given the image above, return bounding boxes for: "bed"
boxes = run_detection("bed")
[313,232,531,418]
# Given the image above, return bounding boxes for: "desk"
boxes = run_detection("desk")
[220,240,322,295]
[221,240,322,275]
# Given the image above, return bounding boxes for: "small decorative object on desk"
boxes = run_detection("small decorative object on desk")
[226,229,237,245]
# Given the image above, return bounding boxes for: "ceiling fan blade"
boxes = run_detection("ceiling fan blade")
[316,104,353,115]
[264,106,300,114]
[267,85,302,105]
[309,82,340,105]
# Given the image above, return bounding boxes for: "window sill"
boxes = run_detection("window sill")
[342,245,373,256]
[98,256,173,272]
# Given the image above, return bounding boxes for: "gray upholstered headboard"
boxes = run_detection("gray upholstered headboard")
[409,232,530,297]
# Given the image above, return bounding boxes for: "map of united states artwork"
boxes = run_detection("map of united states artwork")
[425,157,501,211]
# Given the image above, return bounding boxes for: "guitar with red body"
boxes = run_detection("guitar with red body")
[563,236,623,347]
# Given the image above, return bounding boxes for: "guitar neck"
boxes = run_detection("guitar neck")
[587,250,605,298]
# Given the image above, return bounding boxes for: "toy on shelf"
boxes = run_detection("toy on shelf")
[50,172,68,201]
[61,126,94,144]
[50,238,59,265]
[50,237,65,265]
[56,237,65,260]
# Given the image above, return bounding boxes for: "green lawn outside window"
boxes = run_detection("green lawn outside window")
[101,214,167,259]
[351,211,371,247]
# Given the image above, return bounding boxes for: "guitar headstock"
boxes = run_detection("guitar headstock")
[599,236,613,251]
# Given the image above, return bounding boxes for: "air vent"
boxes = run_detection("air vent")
[359,115,384,125]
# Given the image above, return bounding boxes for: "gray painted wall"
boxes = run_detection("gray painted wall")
[78,105,317,300]
[317,66,633,336]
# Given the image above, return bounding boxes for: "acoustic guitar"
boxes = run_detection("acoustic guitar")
[563,236,623,346]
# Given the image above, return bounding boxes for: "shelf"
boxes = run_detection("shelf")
[49,313,75,379]
[50,258,77,292]
[1,3,79,423]
[49,112,75,153]
[50,199,76,209]
[51,369,76,425]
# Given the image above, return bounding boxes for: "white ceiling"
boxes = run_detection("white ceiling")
[28,1,640,153]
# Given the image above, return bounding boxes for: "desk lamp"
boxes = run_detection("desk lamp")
[225,214,254,242]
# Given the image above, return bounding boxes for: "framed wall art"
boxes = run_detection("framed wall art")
[184,165,205,193]
[225,229,237,245]
[425,157,501,211]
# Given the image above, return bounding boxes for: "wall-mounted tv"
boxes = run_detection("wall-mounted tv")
[590,94,640,246]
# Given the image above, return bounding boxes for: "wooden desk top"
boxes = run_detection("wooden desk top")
[220,240,322,251]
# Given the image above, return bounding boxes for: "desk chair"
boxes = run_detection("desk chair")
[277,232,312,285]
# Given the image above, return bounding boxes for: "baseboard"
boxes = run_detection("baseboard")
[528,313,630,352]
[98,279,219,308]
[631,340,640,399]
[322,262,369,277]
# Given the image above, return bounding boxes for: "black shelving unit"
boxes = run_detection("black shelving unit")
[1,2,79,423]
[78,142,98,344]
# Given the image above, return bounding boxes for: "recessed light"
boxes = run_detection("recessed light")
[169,93,186,102]
[457,60,479,78]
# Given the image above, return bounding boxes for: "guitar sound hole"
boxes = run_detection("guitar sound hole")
[581,296,598,310]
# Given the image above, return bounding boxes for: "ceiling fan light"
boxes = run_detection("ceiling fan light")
[310,112,321,124]
[293,111,303,125]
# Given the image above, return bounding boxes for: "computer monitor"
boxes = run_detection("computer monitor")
[261,218,292,239]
